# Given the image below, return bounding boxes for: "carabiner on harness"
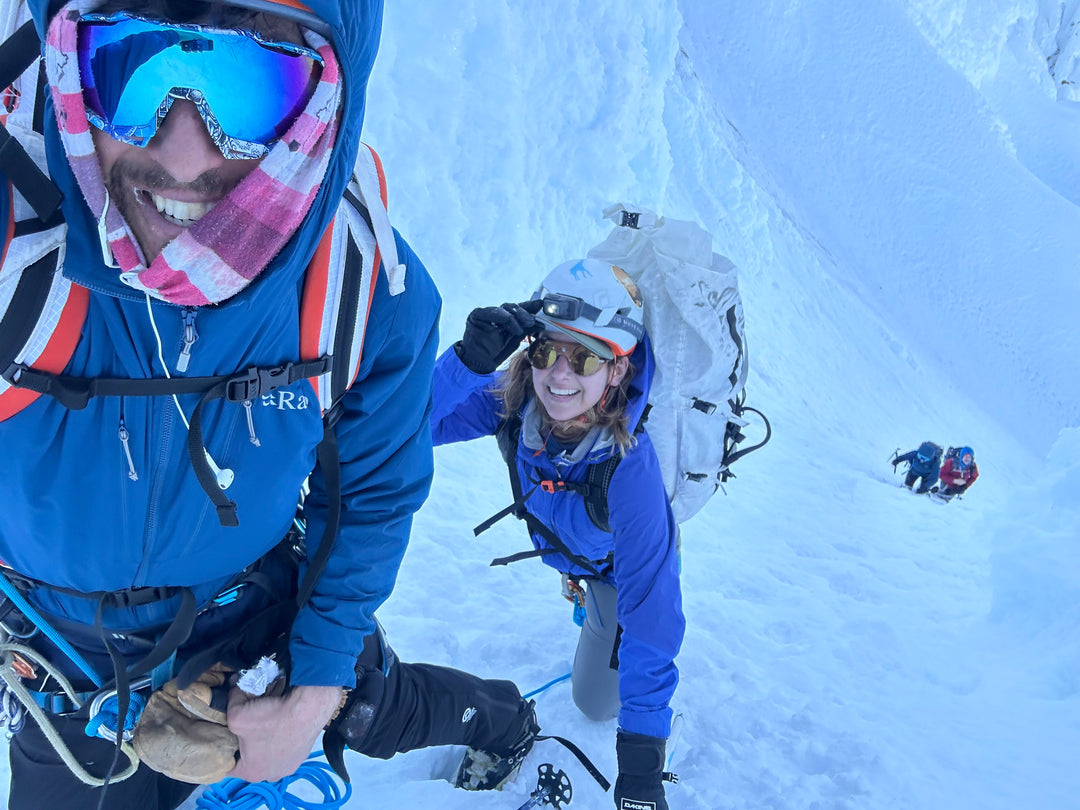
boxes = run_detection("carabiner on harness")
[85,676,153,742]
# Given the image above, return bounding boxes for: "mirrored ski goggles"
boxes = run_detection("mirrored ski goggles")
[526,337,607,376]
[77,12,323,159]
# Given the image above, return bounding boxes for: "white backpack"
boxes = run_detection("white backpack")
[587,203,770,523]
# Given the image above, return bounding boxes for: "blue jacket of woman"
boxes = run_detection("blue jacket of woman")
[0,0,440,690]
[431,337,684,739]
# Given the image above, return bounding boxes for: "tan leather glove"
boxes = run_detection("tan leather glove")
[133,663,238,784]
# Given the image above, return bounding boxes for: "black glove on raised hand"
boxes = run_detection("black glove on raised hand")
[454,300,543,375]
[614,731,669,810]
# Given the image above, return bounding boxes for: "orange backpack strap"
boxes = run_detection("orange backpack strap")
[0,26,82,423]
[0,244,88,422]
[299,143,402,412]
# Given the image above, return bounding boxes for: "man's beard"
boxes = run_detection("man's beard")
[101,156,238,264]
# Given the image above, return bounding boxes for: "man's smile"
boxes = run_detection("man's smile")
[136,189,219,227]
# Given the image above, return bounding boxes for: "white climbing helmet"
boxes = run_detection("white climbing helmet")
[531,259,645,359]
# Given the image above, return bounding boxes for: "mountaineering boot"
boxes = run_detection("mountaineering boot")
[455,699,540,791]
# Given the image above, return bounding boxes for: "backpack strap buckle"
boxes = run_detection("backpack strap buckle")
[223,358,332,403]
[540,479,567,494]
[102,585,179,610]
[225,364,295,403]
[1,362,24,385]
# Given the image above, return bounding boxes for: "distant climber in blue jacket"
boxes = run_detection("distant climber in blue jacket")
[893,441,943,493]
[433,258,685,810]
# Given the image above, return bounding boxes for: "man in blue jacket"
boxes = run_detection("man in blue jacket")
[0,1,535,807]
[892,441,943,494]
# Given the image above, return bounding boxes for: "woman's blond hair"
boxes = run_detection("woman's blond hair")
[495,349,638,453]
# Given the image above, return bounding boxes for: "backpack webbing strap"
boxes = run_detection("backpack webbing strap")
[0,248,88,422]
[0,16,64,228]
[0,21,64,223]
[535,733,612,792]
[490,451,607,577]
[0,20,39,89]
[301,198,379,410]
[91,586,195,782]
[297,403,344,608]
[293,198,372,614]
[1,361,332,409]
[499,412,622,534]
[173,405,347,685]
[329,230,365,402]
[183,359,332,527]
[725,302,746,392]
[582,454,619,533]
[0,124,62,223]
[0,247,56,373]
[480,416,609,579]
[720,402,772,477]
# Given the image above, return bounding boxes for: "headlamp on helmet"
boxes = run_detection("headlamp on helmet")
[532,259,645,358]
[541,293,584,322]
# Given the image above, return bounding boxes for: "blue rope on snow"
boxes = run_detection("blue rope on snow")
[195,753,351,810]
[522,672,571,700]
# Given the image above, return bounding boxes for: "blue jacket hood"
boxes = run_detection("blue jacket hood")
[28,0,383,300]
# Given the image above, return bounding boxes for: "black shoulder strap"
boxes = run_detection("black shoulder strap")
[494,412,520,465]
[298,207,373,607]
[296,215,368,604]
[497,413,618,533]
[477,416,609,578]
[582,455,618,532]
[470,415,526,535]
[328,209,367,404]
[579,408,654,532]
[0,21,63,223]
[0,20,39,89]
[0,246,58,378]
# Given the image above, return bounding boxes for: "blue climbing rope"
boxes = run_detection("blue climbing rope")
[0,573,102,687]
[195,754,352,810]
[84,690,148,741]
[0,681,26,733]
[522,672,571,700]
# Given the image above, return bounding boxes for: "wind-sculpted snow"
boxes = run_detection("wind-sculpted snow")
[2,1,1077,808]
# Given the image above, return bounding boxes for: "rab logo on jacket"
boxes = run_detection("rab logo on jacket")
[620,801,656,810]
[260,391,311,411]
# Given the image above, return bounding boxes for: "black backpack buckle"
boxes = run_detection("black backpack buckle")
[225,364,294,402]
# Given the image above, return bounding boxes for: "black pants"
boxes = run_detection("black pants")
[334,628,526,760]
[8,632,525,810]
[904,470,938,493]
[9,713,198,810]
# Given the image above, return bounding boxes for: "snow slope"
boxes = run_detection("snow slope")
[3,2,1079,809]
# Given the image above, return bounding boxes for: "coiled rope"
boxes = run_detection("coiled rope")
[196,754,352,810]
